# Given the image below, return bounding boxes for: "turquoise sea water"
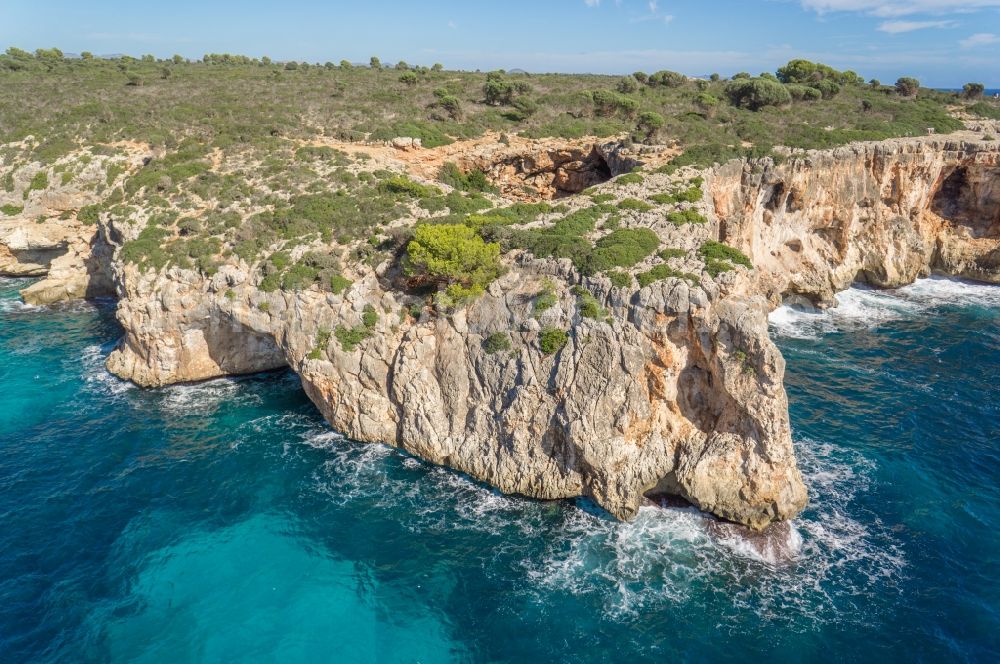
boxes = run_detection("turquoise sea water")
[1,275,998,663]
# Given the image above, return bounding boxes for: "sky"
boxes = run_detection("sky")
[2,1,999,86]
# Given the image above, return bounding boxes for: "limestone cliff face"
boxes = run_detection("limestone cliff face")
[0,143,146,303]
[709,137,1000,306]
[22,133,1000,531]
[0,219,115,304]
[105,251,806,530]
[98,135,1000,530]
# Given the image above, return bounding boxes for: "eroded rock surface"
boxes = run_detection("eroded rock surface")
[8,132,1000,531]
[710,136,1000,306]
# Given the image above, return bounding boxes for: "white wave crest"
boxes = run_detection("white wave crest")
[157,377,259,415]
[80,344,135,397]
[301,427,904,627]
[769,277,1000,339]
[0,297,40,314]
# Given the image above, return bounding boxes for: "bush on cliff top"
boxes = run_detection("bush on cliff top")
[406,223,503,299]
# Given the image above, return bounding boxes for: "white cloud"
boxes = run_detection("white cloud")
[799,1,1000,17]
[583,0,601,6]
[960,31,1000,46]
[628,0,674,25]
[877,19,958,32]
[447,20,457,29]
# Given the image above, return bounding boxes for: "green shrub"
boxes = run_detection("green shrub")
[606,270,633,288]
[962,83,985,100]
[725,78,792,111]
[0,204,23,216]
[648,70,686,87]
[814,79,841,100]
[259,273,282,292]
[584,228,659,274]
[406,223,503,299]
[27,170,49,193]
[618,198,652,212]
[666,209,707,225]
[776,59,853,85]
[590,193,615,204]
[649,184,702,205]
[369,121,453,148]
[968,102,1000,120]
[575,288,606,319]
[436,94,462,120]
[307,327,332,360]
[539,327,568,355]
[380,176,439,198]
[483,332,512,354]
[335,324,371,352]
[635,111,665,142]
[330,274,352,294]
[120,225,171,270]
[636,264,700,288]
[895,77,920,97]
[484,72,517,106]
[615,172,644,185]
[437,162,494,193]
[591,89,639,117]
[534,279,558,314]
[699,240,752,277]
[786,84,822,102]
[362,304,378,329]
[659,248,687,260]
[399,72,418,85]
[281,262,320,290]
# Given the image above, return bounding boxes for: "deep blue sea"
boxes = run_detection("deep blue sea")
[1,275,998,663]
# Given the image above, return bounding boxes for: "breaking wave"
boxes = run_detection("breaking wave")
[769,276,1000,339]
[300,423,904,628]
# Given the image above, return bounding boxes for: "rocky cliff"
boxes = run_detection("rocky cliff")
[709,135,1000,306]
[6,131,1000,531]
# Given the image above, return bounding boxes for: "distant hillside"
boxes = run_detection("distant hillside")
[1,47,998,168]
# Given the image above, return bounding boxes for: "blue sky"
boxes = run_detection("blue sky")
[2,1,999,86]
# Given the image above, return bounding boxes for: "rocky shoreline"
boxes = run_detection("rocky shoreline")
[2,131,998,530]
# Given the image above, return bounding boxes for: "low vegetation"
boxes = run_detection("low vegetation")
[699,241,753,277]
[0,50,978,170]
[539,327,569,355]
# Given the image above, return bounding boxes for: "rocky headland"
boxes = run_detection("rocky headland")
[3,127,998,531]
